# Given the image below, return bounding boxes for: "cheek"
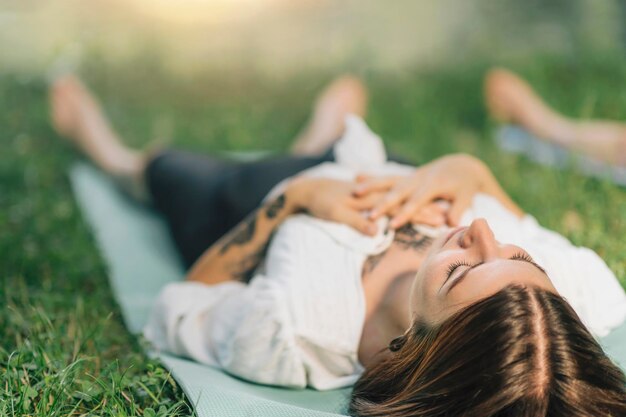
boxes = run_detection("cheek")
[420,252,448,292]
[410,263,436,318]
[411,250,452,313]
[408,272,421,317]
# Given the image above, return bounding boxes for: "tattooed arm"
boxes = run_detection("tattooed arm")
[186,177,385,285]
[186,192,293,285]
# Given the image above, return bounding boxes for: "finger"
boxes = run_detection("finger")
[389,200,421,229]
[353,177,396,197]
[413,201,446,218]
[446,193,473,226]
[335,206,378,236]
[388,206,401,217]
[355,173,371,183]
[414,203,440,218]
[412,211,446,227]
[369,187,411,220]
[388,190,438,228]
[348,192,386,210]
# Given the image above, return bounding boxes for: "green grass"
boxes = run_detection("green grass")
[2,53,626,415]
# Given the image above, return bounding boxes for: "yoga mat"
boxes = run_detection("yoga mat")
[70,162,351,417]
[70,161,626,416]
[496,125,626,186]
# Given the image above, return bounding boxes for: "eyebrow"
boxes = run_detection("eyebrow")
[445,257,548,294]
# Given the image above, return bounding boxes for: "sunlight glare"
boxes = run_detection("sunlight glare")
[132,0,278,25]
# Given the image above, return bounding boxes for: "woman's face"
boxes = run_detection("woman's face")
[410,218,557,325]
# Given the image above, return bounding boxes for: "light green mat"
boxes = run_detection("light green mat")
[70,162,351,417]
[69,162,626,416]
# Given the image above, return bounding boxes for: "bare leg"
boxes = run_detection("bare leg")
[50,74,368,201]
[485,68,626,166]
[291,75,368,156]
[50,75,150,201]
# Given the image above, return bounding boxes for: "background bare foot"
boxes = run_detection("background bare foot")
[484,68,555,128]
[49,75,145,179]
[50,75,112,145]
[291,75,368,156]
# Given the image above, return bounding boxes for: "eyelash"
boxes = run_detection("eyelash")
[445,252,536,278]
[511,252,534,263]
[445,260,473,277]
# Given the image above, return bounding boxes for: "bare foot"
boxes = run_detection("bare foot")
[484,68,558,128]
[291,75,368,156]
[50,75,150,200]
[485,68,583,147]
[50,75,143,174]
[51,76,113,146]
[50,75,102,140]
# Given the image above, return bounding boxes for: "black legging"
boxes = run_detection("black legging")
[147,148,411,268]
[146,149,334,268]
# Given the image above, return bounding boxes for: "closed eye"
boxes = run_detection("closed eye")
[511,251,547,275]
[441,251,548,293]
[445,260,473,280]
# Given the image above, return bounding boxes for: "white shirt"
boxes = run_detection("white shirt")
[144,116,626,390]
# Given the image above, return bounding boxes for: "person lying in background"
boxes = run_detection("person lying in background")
[485,67,626,167]
[51,73,626,417]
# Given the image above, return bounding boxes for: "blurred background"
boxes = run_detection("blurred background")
[1,0,623,77]
[2,0,624,154]
[2,1,626,415]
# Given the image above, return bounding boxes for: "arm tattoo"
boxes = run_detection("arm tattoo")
[217,194,288,282]
[219,213,257,255]
[228,246,266,283]
[265,194,285,219]
[226,229,276,283]
[393,224,433,252]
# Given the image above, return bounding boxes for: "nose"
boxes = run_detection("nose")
[461,218,499,259]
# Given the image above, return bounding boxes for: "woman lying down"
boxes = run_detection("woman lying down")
[51,74,626,416]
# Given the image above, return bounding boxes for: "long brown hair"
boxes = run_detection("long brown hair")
[349,285,626,417]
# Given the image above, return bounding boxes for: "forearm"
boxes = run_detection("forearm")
[475,160,524,218]
[186,175,379,285]
[186,192,296,285]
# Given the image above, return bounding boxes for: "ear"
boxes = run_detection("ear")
[388,335,407,352]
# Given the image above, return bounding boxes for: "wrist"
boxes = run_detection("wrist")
[284,177,311,214]
[468,158,495,193]
[478,166,499,195]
